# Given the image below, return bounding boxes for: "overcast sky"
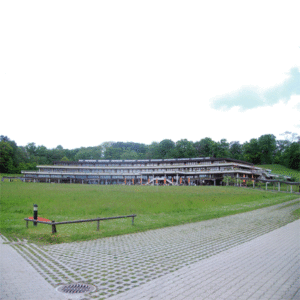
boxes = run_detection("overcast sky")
[1,0,300,149]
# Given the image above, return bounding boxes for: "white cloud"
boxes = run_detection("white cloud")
[210,68,300,111]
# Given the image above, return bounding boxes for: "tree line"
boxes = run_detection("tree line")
[0,132,299,174]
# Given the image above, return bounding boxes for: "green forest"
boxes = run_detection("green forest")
[1,132,299,174]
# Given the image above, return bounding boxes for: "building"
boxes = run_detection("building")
[21,157,272,186]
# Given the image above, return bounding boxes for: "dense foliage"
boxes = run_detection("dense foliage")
[0,132,299,174]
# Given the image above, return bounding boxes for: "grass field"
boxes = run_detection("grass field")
[1,181,299,245]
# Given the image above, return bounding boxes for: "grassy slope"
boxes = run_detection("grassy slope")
[1,182,299,244]
[255,164,300,182]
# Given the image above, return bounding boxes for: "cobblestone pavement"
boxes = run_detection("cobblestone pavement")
[1,199,299,300]
[0,235,66,300]
[109,219,300,300]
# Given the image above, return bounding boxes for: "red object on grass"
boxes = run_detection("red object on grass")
[28,216,51,222]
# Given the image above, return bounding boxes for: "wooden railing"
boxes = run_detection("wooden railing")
[24,214,137,234]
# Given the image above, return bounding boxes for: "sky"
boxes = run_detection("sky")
[1,0,300,149]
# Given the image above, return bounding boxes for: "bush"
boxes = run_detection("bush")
[246,181,253,187]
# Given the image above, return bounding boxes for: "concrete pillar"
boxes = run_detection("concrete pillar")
[290,185,292,193]
[214,180,216,186]
[278,182,280,192]
[266,182,268,190]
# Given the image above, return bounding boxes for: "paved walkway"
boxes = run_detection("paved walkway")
[0,235,66,300]
[1,199,299,300]
[109,219,300,300]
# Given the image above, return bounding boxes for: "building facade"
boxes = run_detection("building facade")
[21,157,270,186]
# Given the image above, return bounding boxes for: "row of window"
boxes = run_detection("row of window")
[29,174,251,180]
[41,166,239,173]
[55,160,230,168]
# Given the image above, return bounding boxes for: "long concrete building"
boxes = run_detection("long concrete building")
[21,157,272,186]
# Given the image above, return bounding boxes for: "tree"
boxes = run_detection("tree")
[157,139,176,158]
[274,139,290,164]
[108,142,148,159]
[243,139,261,164]
[0,136,21,171]
[0,141,14,173]
[258,134,276,164]
[145,142,160,159]
[104,147,122,159]
[16,146,30,164]
[174,139,196,158]
[214,139,230,158]
[229,141,243,160]
[17,162,37,172]
[120,150,139,160]
[283,142,300,170]
[194,138,216,157]
[50,146,66,161]
[74,146,104,160]
[100,141,115,158]
[223,175,231,186]
[0,135,10,142]
[25,142,37,160]
[36,145,50,164]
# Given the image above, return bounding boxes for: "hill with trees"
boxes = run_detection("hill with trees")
[1,132,299,174]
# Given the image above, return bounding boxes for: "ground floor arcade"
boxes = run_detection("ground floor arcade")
[23,172,259,186]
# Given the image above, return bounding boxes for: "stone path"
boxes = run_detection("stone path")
[109,219,300,300]
[0,235,66,300]
[1,198,299,299]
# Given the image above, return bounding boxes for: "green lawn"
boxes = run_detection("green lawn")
[1,181,299,245]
